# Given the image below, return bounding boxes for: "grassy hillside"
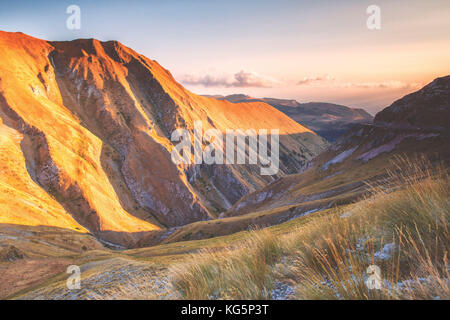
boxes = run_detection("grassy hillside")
[9,158,449,300]
[170,159,449,299]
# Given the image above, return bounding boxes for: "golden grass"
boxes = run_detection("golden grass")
[169,157,449,300]
[170,229,283,299]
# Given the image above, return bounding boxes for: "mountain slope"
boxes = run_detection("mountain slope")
[374,75,450,129]
[0,31,327,246]
[0,118,86,232]
[0,32,161,246]
[223,76,450,219]
[206,94,373,142]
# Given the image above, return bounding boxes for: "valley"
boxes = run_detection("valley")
[0,31,448,300]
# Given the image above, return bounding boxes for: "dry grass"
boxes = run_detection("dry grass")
[170,229,283,299]
[169,157,449,300]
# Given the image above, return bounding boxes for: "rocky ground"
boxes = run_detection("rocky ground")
[18,258,177,300]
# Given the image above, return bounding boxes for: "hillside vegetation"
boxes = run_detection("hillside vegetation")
[170,158,449,299]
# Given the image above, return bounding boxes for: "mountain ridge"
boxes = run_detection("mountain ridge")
[203,94,373,142]
[374,75,450,130]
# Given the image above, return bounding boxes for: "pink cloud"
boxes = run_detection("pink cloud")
[180,70,281,88]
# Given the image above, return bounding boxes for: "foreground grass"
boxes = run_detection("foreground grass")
[170,159,449,299]
[170,229,283,299]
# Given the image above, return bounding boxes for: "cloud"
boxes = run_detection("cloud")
[180,70,281,88]
[232,70,281,88]
[340,81,421,90]
[296,76,421,90]
[297,74,335,85]
[181,71,422,92]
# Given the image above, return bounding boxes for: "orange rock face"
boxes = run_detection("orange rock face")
[0,31,327,246]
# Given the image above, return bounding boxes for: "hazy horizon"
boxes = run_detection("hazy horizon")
[1,0,449,114]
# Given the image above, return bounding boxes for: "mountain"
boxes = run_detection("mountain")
[204,94,373,142]
[222,76,449,219]
[0,31,328,246]
[374,75,450,130]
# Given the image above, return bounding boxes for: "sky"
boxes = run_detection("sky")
[1,0,449,114]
